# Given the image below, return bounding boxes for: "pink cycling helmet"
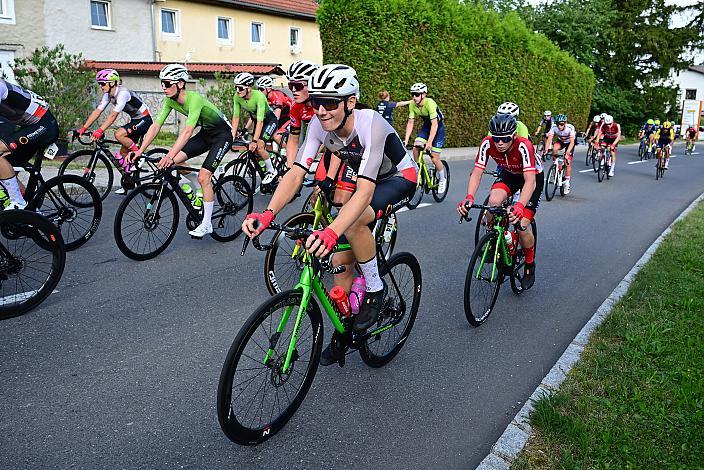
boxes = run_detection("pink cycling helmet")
[96,68,120,83]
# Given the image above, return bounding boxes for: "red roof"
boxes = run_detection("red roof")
[84,61,284,76]
[198,0,318,19]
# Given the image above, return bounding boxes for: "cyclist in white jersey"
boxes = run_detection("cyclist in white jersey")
[544,114,576,194]
[242,64,418,365]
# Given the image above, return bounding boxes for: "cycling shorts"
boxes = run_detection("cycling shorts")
[415,122,446,152]
[181,127,233,173]
[553,140,572,159]
[491,169,544,220]
[121,116,153,141]
[657,138,672,149]
[600,138,617,147]
[0,112,59,165]
[370,176,416,220]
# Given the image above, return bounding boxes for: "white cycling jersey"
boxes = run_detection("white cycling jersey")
[97,86,150,120]
[547,123,576,143]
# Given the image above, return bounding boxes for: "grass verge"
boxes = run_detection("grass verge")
[514,200,704,469]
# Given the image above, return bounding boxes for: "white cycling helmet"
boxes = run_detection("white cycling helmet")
[410,82,428,94]
[497,101,520,117]
[256,76,273,89]
[593,115,601,123]
[233,72,255,87]
[600,112,607,120]
[308,64,360,98]
[543,110,552,117]
[604,115,614,125]
[159,63,189,82]
[286,60,319,82]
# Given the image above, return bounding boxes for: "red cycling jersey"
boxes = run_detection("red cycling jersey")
[266,90,292,116]
[289,101,315,135]
[474,136,541,175]
[599,123,621,140]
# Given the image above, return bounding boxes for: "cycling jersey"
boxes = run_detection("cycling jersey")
[537,117,555,133]
[233,89,275,123]
[547,123,576,143]
[641,123,656,135]
[408,98,444,127]
[266,90,292,116]
[655,127,674,143]
[155,91,230,131]
[289,101,315,137]
[376,100,397,125]
[296,109,418,184]
[599,123,621,141]
[97,86,150,120]
[686,127,697,138]
[474,136,542,175]
[0,79,49,126]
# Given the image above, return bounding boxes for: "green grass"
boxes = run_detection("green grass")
[514,201,704,469]
[153,131,178,147]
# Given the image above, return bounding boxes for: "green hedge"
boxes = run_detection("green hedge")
[317,0,595,146]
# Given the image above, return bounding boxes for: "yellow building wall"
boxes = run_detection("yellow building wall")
[156,0,322,71]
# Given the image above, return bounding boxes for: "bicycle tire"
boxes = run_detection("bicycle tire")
[559,165,566,197]
[464,231,503,327]
[217,289,323,445]
[114,183,180,260]
[585,145,591,166]
[30,175,102,251]
[432,160,450,202]
[58,149,113,201]
[545,164,557,201]
[224,153,257,194]
[509,220,538,295]
[264,212,317,295]
[638,142,644,161]
[597,152,605,182]
[473,194,491,246]
[0,210,66,319]
[210,175,253,242]
[359,251,422,367]
[406,177,424,210]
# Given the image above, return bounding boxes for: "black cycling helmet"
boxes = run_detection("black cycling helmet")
[489,113,518,137]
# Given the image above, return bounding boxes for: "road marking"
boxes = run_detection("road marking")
[578,169,594,173]
[397,202,432,213]
[0,289,59,305]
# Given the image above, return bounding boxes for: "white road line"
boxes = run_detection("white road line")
[578,169,594,173]
[397,202,432,213]
[0,289,59,305]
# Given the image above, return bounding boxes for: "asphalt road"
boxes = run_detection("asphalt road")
[1,142,703,469]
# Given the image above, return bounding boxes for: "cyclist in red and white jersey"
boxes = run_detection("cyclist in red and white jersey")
[594,114,621,177]
[284,60,319,169]
[255,76,292,147]
[457,113,543,289]
[544,113,576,194]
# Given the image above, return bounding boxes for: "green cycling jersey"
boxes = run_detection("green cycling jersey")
[233,89,273,122]
[155,91,230,131]
[409,98,444,126]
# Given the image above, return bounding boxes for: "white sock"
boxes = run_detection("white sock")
[202,201,214,227]
[438,169,446,181]
[185,172,201,191]
[1,177,26,205]
[264,158,275,173]
[359,257,383,292]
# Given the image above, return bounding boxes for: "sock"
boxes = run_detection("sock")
[438,169,446,181]
[1,177,26,205]
[264,158,275,173]
[128,142,139,152]
[565,175,571,181]
[359,257,383,292]
[185,172,201,191]
[202,201,214,227]
[525,245,535,264]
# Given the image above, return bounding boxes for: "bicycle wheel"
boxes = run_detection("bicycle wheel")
[406,178,424,210]
[585,145,592,166]
[210,175,253,242]
[114,183,180,260]
[359,251,421,367]
[597,152,605,182]
[545,164,558,201]
[432,160,450,202]
[264,212,317,295]
[217,290,323,445]
[464,231,503,327]
[536,140,544,160]
[0,210,66,319]
[510,220,538,295]
[58,149,113,201]
[225,153,257,194]
[30,175,102,251]
[473,194,491,246]
[638,142,644,161]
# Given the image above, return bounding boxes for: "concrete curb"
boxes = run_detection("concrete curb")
[476,190,704,469]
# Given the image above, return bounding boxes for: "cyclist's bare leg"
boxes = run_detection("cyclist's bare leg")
[332,249,355,293]
[485,187,509,227]
[114,127,136,156]
[345,205,376,267]
[430,150,443,172]
[517,216,535,251]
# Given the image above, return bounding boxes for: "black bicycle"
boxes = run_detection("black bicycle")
[59,131,165,200]
[113,158,253,260]
[224,138,287,195]
[0,209,66,319]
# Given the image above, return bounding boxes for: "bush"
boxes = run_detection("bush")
[11,45,95,138]
[317,0,595,146]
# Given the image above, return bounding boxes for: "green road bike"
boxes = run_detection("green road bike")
[406,148,450,209]
[217,223,421,445]
[461,201,537,326]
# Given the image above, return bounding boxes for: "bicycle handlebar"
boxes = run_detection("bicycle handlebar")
[71,130,120,147]
[458,201,528,231]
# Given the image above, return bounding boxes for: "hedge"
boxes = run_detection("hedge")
[317,0,595,146]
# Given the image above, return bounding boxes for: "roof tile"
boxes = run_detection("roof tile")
[85,61,284,76]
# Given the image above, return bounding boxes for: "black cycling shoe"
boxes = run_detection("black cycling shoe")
[521,262,536,290]
[320,333,344,366]
[353,282,387,332]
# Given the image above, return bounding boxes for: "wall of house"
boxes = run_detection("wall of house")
[0,0,46,81]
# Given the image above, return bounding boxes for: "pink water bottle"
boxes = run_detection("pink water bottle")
[349,276,366,315]
[330,286,352,318]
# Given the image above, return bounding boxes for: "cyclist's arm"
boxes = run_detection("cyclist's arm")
[326,152,342,180]
[231,98,241,137]
[98,111,120,133]
[286,132,300,167]
[466,166,484,200]
[517,171,536,209]
[81,108,104,131]
[252,119,264,142]
[566,135,576,155]
[403,118,415,145]
[395,100,412,108]
[266,165,306,215]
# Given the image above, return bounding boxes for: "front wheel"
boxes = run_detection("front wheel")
[597,152,606,182]
[473,194,491,246]
[545,164,558,201]
[406,177,424,210]
[217,290,323,445]
[210,175,253,242]
[464,231,503,327]
[264,212,318,295]
[224,153,257,194]
[359,251,422,367]
[58,149,114,201]
[432,160,450,202]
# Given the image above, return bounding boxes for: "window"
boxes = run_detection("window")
[90,1,111,29]
[217,17,232,44]
[251,22,264,46]
[161,8,180,37]
[289,27,301,51]
[0,0,16,24]
[685,89,697,100]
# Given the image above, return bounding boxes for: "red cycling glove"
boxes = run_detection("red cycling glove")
[77,127,88,135]
[310,227,338,253]
[246,209,275,234]
[91,128,105,140]
[458,194,474,210]
[511,201,525,220]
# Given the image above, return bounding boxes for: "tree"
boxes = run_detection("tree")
[11,45,95,138]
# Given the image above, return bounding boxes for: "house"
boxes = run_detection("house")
[672,66,704,134]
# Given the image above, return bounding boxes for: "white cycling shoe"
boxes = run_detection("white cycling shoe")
[564,182,571,194]
[437,178,447,194]
[608,168,615,177]
[115,187,127,195]
[188,222,213,239]
[261,171,277,185]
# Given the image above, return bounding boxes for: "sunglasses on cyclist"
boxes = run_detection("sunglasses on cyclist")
[235,85,248,92]
[557,122,566,126]
[411,92,423,97]
[491,135,514,143]
[310,96,345,111]
[288,82,306,92]
[97,81,110,86]
[161,80,177,88]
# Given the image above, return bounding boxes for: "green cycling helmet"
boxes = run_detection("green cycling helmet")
[555,113,567,123]
[654,119,661,125]
[647,119,654,125]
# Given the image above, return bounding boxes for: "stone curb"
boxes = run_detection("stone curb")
[476,190,704,469]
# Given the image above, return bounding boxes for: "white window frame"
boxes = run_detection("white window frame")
[250,21,265,48]
[0,0,16,25]
[160,8,181,40]
[90,0,112,31]
[289,27,302,53]
[216,16,233,45]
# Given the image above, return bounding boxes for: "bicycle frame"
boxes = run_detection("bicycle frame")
[475,216,513,283]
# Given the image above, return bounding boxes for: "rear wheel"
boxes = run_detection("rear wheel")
[58,150,113,201]
[545,164,558,201]
[210,175,253,242]
[597,151,606,182]
[464,231,503,327]
[473,194,491,246]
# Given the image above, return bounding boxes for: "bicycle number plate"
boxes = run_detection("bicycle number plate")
[44,143,59,160]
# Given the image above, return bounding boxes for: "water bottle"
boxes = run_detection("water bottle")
[194,188,203,209]
[0,187,9,208]
[258,160,267,172]
[349,277,366,315]
[181,184,199,207]
[504,230,515,255]
[330,286,352,317]
[383,215,395,243]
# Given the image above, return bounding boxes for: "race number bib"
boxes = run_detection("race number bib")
[43,143,59,160]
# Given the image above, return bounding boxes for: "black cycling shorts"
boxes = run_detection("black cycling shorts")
[370,176,416,220]
[121,116,153,141]
[491,169,544,219]
[181,128,233,173]
[0,112,59,165]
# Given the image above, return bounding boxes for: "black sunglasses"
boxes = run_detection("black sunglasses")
[161,80,177,88]
[97,81,110,86]
[491,135,514,143]
[310,96,345,111]
[235,85,248,92]
[557,122,566,126]
[411,92,423,97]
[288,82,306,92]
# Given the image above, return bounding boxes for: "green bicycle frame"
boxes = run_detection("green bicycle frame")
[476,217,513,282]
[290,194,352,260]
[415,154,437,190]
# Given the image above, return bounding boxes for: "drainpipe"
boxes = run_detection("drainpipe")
[150,0,158,62]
